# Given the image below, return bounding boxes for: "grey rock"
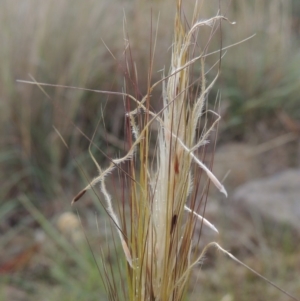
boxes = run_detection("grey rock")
[212,143,261,194]
[232,169,300,232]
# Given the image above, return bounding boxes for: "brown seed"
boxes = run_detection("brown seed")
[71,189,86,204]
[170,214,178,234]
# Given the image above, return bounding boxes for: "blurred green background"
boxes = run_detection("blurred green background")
[1,0,299,300]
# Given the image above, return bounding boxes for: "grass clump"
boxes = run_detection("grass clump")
[6,0,299,300]
[69,1,299,300]
[71,1,231,300]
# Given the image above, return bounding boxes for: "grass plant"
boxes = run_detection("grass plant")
[73,1,229,298]
[1,0,300,300]
[68,1,298,300]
